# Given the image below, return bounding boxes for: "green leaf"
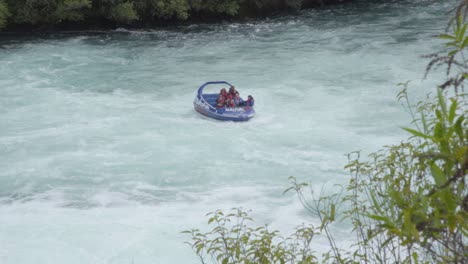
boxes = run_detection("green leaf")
[439,34,456,40]
[403,209,415,240]
[448,213,457,233]
[320,215,328,231]
[448,49,458,56]
[445,42,458,47]
[367,214,390,223]
[448,98,457,123]
[420,112,428,133]
[402,127,431,139]
[437,89,447,117]
[430,163,446,186]
[412,252,419,263]
[196,243,204,254]
[434,122,443,139]
[435,109,442,121]
[369,190,383,214]
[461,36,468,49]
[458,24,467,42]
[454,115,465,140]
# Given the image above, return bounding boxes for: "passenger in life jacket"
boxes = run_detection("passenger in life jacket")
[229,86,243,106]
[216,88,228,108]
[225,94,236,108]
[218,88,228,101]
[244,95,255,106]
[216,97,225,108]
[234,92,243,106]
[228,86,237,96]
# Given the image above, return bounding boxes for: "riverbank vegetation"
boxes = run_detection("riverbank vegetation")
[0,0,349,31]
[184,1,468,263]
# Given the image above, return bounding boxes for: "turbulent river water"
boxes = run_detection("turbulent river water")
[0,0,455,263]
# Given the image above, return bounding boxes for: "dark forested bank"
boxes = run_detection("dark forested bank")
[0,0,353,32]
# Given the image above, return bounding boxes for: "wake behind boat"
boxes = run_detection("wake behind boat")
[193,81,255,121]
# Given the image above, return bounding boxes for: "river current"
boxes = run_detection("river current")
[0,0,454,263]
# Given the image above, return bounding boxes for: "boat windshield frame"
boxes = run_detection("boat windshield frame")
[197,81,233,111]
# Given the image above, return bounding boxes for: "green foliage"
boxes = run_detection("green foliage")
[341,88,467,263]
[285,178,345,263]
[0,0,10,29]
[190,0,242,16]
[54,0,91,22]
[281,90,467,264]
[109,2,138,24]
[134,0,189,20]
[285,13,468,263]
[249,0,307,10]
[5,0,90,25]
[0,0,329,29]
[183,208,318,264]
[6,0,58,24]
[426,14,468,92]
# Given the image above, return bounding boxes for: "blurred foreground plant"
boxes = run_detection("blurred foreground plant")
[183,208,318,264]
[284,13,468,263]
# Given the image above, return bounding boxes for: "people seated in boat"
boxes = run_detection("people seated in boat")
[216,97,225,108]
[216,88,228,108]
[244,95,254,106]
[229,86,243,106]
[225,94,236,108]
[233,93,243,106]
[229,86,237,96]
[218,88,228,101]
[229,86,240,98]
[216,86,253,108]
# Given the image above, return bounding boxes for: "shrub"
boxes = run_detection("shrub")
[54,0,91,22]
[183,208,319,263]
[0,0,10,29]
[110,2,139,24]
